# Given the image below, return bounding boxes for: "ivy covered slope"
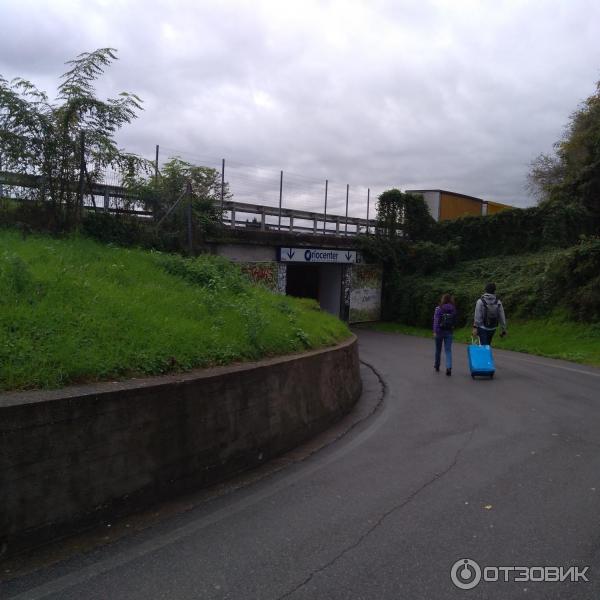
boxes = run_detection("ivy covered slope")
[377,238,600,366]
[381,237,600,328]
[0,230,350,391]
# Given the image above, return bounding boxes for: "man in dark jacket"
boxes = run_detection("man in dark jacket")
[472,282,507,345]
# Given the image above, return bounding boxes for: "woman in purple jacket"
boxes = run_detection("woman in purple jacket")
[433,293,457,376]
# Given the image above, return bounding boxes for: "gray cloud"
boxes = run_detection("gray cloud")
[2,0,600,216]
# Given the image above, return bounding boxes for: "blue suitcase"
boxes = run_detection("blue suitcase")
[468,340,495,379]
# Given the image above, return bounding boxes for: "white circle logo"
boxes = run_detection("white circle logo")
[451,558,482,590]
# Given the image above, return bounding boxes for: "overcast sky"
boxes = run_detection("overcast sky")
[1,0,600,216]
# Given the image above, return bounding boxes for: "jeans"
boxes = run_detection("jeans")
[477,327,495,346]
[435,332,453,369]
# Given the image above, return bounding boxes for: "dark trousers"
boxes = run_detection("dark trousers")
[435,332,453,369]
[477,327,496,346]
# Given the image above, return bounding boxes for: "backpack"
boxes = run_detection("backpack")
[439,307,456,331]
[481,296,499,328]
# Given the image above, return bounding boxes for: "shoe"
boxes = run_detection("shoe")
[434,366,440,372]
[446,368,452,376]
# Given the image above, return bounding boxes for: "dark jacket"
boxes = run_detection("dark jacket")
[433,303,457,336]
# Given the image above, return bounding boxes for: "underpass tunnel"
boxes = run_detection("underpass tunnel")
[285,263,343,318]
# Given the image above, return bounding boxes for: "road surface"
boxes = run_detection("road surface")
[4,330,600,599]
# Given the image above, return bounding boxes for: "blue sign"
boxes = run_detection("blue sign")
[279,247,358,263]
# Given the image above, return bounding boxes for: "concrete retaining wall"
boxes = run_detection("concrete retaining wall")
[0,336,361,558]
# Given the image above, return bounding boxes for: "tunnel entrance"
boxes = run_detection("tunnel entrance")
[286,264,319,301]
[285,263,342,318]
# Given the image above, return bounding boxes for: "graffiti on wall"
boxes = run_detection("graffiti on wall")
[241,262,287,295]
[276,263,287,294]
[241,261,380,319]
[240,262,278,292]
[349,264,382,323]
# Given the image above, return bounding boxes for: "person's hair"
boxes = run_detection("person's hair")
[485,282,496,294]
[440,293,454,305]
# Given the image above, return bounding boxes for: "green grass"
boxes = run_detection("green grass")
[0,230,350,391]
[372,318,600,367]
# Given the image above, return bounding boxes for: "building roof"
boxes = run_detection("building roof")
[405,189,487,204]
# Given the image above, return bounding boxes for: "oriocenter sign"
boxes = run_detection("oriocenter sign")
[279,247,358,263]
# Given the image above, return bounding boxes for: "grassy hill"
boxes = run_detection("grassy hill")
[0,230,350,391]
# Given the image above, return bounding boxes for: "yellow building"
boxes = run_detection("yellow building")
[485,200,511,216]
[406,189,513,222]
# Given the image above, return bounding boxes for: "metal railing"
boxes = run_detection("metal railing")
[222,200,374,235]
[0,171,377,236]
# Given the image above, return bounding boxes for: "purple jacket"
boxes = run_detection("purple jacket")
[433,303,457,336]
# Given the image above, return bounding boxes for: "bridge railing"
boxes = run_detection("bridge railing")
[222,200,375,235]
[1,171,379,236]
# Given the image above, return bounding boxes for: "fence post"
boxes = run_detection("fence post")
[0,154,3,199]
[77,131,86,220]
[231,207,236,228]
[278,170,283,230]
[104,188,109,211]
[220,158,225,216]
[154,145,159,184]
[323,179,328,233]
[289,215,294,232]
[366,188,370,234]
[345,183,349,235]
[336,217,340,236]
[186,180,193,255]
[261,207,266,230]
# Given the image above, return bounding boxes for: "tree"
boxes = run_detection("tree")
[375,188,434,240]
[128,157,231,237]
[528,80,600,215]
[403,192,436,240]
[0,48,145,228]
[376,188,403,237]
[526,152,564,203]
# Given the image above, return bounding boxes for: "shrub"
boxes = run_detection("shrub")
[429,200,596,259]
[159,253,248,295]
[546,237,600,321]
[382,250,564,328]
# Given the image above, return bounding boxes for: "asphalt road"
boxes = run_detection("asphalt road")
[4,330,600,600]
